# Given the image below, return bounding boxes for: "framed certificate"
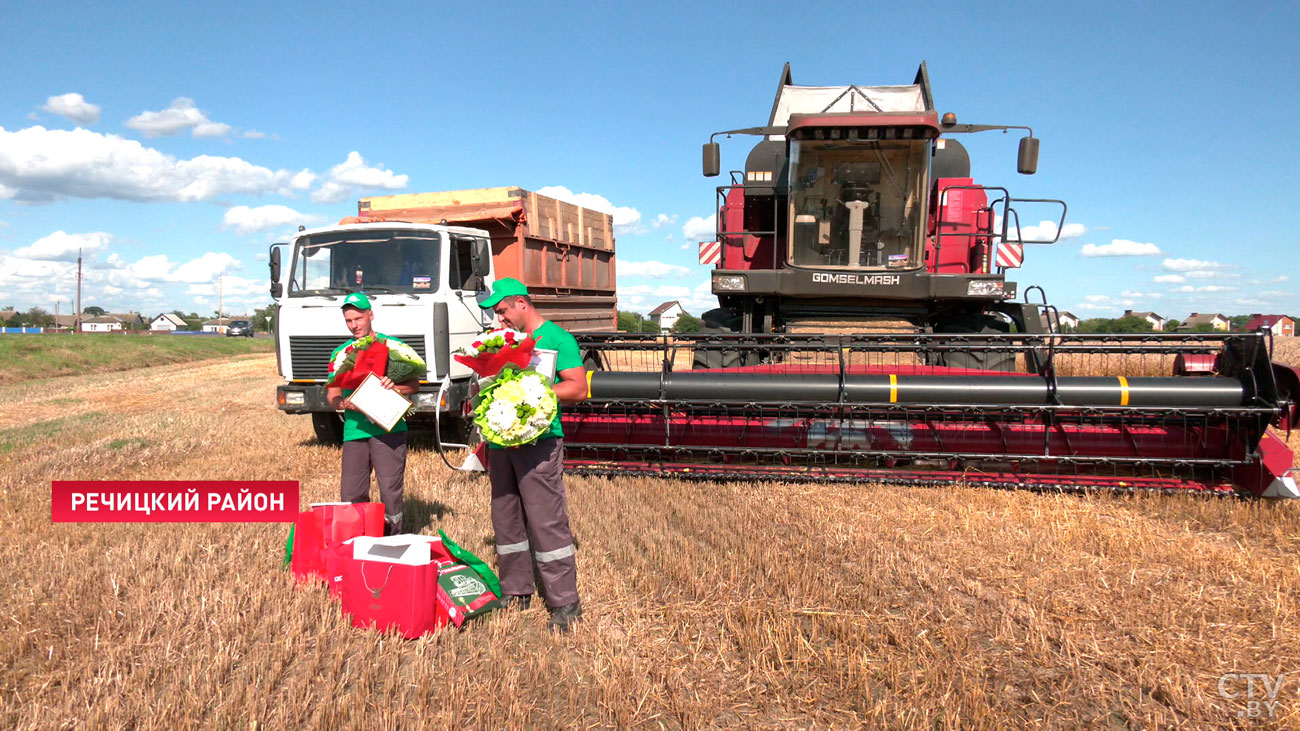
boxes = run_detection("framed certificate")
[349,373,413,432]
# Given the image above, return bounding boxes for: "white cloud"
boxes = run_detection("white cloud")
[1017,220,1087,242]
[1161,257,1224,272]
[1153,274,1185,284]
[1173,284,1235,293]
[126,97,231,138]
[619,260,692,279]
[242,130,268,140]
[312,151,409,204]
[42,93,101,125]
[289,169,316,190]
[105,251,241,285]
[185,274,262,297]
[650,213,677,230]
[170,252,240,284]
[13,231,112,261]
[1080,239,1162,257]
[192,121,232,139]
[682,214,716,242]
[222,205,323,235]
[535,185,643,235]
[1271,275,1289,283]
[0,125,309,203]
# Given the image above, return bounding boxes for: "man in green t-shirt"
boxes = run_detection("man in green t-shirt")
[326,292,420,535]
[479,277,587,633]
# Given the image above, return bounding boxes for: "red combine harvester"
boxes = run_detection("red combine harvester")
[558,63,1300,497]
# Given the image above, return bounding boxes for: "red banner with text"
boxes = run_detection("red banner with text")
[51,481,299,522]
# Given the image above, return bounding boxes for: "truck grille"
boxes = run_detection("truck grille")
[288,335,427,380]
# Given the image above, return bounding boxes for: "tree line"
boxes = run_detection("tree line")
[3,305,276,331]
[618,310,703,333]
[1066,314,1260,333]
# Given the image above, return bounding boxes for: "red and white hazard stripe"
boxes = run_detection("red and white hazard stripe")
[995,242,1023,268]
[699,241,721,266]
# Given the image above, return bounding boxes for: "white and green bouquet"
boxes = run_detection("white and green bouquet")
[456,328,558,447]
[471,364,558,446]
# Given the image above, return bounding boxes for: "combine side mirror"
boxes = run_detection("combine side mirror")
[268,245,283,299]
[703,141,721,177]
[1017,136,1040,175]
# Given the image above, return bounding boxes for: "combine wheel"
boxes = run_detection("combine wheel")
[312,412,344,445]
[931,315,1016,372]
[692,308,750,370]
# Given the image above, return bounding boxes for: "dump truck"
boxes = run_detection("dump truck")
[555,64,1300,497]
[269,186,616,444]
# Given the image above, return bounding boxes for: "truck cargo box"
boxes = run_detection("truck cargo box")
[359,187,617,331]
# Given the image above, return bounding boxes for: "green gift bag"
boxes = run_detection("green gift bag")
[438,529,502,598]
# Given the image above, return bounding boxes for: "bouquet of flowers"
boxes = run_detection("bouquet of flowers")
[453,327,537,378]
[455,327,558,447]
[328,335,427,389]
[471,365,558,447]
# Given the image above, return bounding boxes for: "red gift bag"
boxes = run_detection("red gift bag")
[290,502,384,584]
[338,536,458,638]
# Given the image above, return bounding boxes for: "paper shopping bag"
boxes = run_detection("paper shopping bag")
[290,502,384,584]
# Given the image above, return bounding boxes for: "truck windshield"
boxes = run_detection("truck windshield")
[787,138,927,270]
[289,230,442,296]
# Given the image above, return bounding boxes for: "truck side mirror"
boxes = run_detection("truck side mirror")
[703,141,721,177]
[269,245,283,299]
[1017,136,1039,175]
[471,238,491,279]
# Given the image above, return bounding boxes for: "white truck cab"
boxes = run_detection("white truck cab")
[269,221,496,444]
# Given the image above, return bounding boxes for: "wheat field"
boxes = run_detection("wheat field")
[2,348,1300,728]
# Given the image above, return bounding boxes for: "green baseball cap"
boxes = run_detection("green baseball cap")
[341,292,372,310]
[480,277,529,308]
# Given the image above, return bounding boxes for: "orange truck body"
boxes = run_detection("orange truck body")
[358,187,617,331]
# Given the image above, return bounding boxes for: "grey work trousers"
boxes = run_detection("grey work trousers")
[340,431,407,531]
[489,438,579,608]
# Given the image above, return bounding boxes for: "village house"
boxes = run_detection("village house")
[202,317,234,334]
[1177,313,1230,332]
[150,313,188,331]
[1243,314,1296,337]
[81,315,124,332]
[1055,311,1080,330]
[648,301,686,333]
[1123,310,1168,331]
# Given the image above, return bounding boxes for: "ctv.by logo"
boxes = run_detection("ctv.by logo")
[1217,673,1289,719]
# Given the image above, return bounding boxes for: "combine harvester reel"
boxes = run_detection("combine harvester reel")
[565,331,1300,497]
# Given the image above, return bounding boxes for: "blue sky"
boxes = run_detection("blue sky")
[1,0,1296,321]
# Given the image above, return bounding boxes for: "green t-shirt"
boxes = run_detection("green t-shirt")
[486,320,583,448]
[329,333,411,442]
[532,320,584,441]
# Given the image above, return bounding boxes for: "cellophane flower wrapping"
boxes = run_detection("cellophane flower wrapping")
[453,328,536,378]
[470,363,558,447]
[327,335,388,389]
[384,338,427,383]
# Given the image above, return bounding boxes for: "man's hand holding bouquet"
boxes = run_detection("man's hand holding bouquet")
[328,335,428,422]
[455,328,559,447]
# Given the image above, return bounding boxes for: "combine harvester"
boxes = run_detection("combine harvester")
[560,64,1300,497]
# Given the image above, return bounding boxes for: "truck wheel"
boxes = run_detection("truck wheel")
[930,316,1016,372]
[312,412,344,445]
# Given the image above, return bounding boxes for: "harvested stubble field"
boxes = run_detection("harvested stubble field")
[3,345,1300,728]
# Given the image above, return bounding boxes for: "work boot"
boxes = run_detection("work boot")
[498,594,533,611]
[547,601,583,634]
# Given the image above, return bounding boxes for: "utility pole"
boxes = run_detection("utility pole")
[218,275,223,327]
[75,249,83,334]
